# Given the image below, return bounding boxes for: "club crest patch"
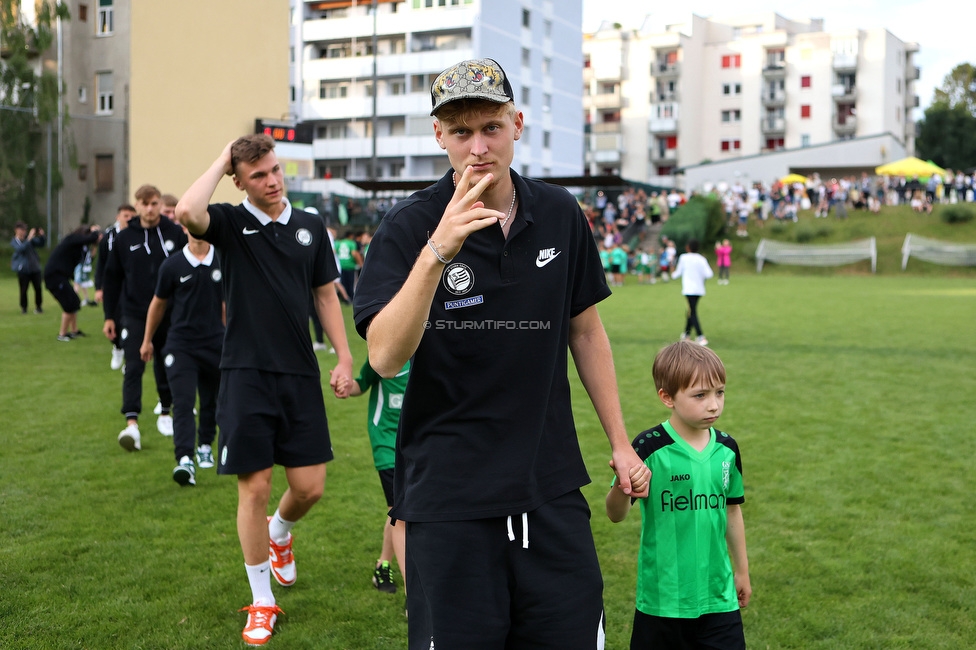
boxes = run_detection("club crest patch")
[211,269,222,282]
[296,228,312,246]
[442,262,474,295]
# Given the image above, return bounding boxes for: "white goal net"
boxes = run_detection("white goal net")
[755,238,877,273]
[901,234,976,270]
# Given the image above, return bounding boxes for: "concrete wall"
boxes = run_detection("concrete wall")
[129,0,290,204]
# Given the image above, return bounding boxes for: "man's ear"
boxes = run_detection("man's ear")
[658,388,674,408]
[432,120,446,150]
[232,175,243,191]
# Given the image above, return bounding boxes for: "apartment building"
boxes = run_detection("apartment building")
[583,13,920,188]
[291,0,584,196]
[58,0,290,232]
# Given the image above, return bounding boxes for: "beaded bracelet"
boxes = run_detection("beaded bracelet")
[427,238,453,264]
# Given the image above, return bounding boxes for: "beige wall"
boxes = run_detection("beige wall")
[129,0,290,204]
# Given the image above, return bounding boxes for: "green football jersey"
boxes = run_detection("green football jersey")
[631,421,745,618]
[335,238,359,271]
[355,359,411,471]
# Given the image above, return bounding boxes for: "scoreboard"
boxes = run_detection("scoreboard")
[254,119,313,145]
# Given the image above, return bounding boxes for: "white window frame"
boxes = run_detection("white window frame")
[97,0,113,36]
[96,72,113,115]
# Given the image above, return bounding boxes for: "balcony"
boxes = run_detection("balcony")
[590,121,622,135]
[649,116,678,133]
[761,117,786,134]
[656,91,680,102]
[650,148,678,164]
[762,90,786,108]
[832,115,857,134]
[654,61,680,77]
[907,65,920,81]
[585,89,624,110]
[912,95,920,108]
[762,62,786,79]
[586,132,622,164]
[831,84,857,102]
[832,53,857,71]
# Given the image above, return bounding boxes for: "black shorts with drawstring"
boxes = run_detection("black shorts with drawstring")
[404,489,605,650]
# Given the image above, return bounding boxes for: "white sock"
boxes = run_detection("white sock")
[245,561,275,606]
[268,509,295,545]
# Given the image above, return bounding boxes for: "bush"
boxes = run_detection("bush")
[939,204,976,224]
[660,195,725,250]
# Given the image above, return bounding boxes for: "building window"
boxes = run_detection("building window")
[720,139,741,151]
[721,54,741,69]
[721,109,741,123]
[522,48,530,67]
[389,80,405,95]
[78,164,87,181]
[95,154,113,191]
[801,104,811,118]
[543,57,551,76]
[543,131,550,149]
[765,138,785,150]
[78,4,88,21]
[544,20,552,38]
[522,8,530,28]
[665,135,678,149]
[543,93,551,112]
[97,0,113,35]
[290,86,295,102]
[96,72,113,114]
[800,75,811,88]
[521,86,530,105]
[319,82,347,99]
[722,83,741,96]
[78,85,87,103]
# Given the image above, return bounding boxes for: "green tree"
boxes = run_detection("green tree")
[0,0,70,234]
[916,63,976,170]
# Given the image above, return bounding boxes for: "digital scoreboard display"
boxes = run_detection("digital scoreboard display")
[254,119,313,144]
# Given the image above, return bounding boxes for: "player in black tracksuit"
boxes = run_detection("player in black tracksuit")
[94,204,136,369]
[140,233,224,485]
[102,185,187,450]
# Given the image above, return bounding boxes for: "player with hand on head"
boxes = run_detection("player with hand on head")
[177,134,353,646]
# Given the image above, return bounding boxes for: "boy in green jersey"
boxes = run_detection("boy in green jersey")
[607,340,751,649]
[348,356,410,595]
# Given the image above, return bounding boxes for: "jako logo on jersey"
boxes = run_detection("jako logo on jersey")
[443,263,474,295]
[296,228,313,246]
[211,269,222,282]
[536,248,561,267]
[671,473,690,482]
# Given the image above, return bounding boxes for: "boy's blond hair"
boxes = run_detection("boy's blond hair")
[434,99,516,130]
[652,340,726,398]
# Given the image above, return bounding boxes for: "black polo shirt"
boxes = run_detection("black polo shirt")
[201,199,337,376]
[102,216,187,322]
[354,170,611,522]
[154,245,224,351]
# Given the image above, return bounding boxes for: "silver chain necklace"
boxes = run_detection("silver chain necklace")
[499,187,517,228]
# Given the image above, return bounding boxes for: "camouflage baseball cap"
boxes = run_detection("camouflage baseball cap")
[430,58,515,116]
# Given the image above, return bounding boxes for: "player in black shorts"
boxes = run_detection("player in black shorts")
[43,224,102,341]
[177,134,354,646]
[139,229,224,487]
[354,57,647,649]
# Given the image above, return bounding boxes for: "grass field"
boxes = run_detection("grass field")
[1,206,975,649]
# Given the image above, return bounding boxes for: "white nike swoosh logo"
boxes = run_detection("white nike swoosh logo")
[536,251,561,268]
[129,244,142,251]
[242,227,259,235]
[179,275,192,283]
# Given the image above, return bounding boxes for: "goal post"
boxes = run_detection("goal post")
[756,238,876,273]
[901,234,976,270]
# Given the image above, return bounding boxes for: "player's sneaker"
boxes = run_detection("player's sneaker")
[157,414,174,436]
[269,527,296,587]
[196,444,214,469]
[110,347,124,370]
[240,603,283,646]
[153,401,163,415]
[372,560,396,594]
[173,456,196,486]
[57,334,72,342]
[312,341,328,351]
[696,335,709,346]
[118,424,141,451]
[679,332,689,341]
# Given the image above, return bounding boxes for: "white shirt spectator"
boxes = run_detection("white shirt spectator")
[672,251,713,296]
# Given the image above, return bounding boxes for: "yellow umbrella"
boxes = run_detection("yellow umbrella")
[875,156,946,178]
[780,173,808,184]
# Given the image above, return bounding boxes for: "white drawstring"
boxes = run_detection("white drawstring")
[505,513,529,549]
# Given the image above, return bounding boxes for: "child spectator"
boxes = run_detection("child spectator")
[606,340,751,649]
[714,239,732,285]
[347,356,410,596]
